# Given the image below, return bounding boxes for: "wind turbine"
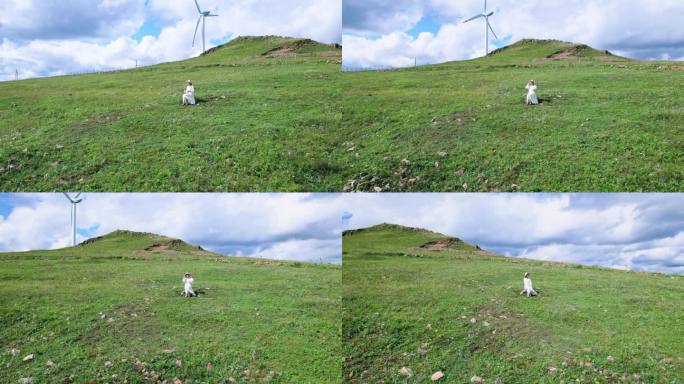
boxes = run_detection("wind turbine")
[63,193,83,247]
[463,0,499,55]
[192,0,219,53]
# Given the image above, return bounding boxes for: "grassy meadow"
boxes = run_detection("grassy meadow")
[0,231,341,383]
[339,40,684,192]
[0,36,341,192]
[342,224,684,383]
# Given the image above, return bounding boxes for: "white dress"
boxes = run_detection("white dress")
[183,276,195,296]
[526,84,539,105]
[523,277,537,296]
[182,85,196,105]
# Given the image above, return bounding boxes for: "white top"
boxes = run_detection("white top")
[185,85,195,95]
[525,84,537,94]
[523,277,533,291]
[183,277,194,288]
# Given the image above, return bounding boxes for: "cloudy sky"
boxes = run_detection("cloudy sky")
[3,193,683,274]
[342,194,684,275]
[0,0,341,81]
[0,193,342,263]
[343,0,684,69]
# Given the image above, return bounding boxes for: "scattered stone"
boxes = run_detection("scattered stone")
[470,317,476,324]
[607,355,614,361]
[100,312,106,319]
[175,359,182,368]
[22,354,34,362]
[207,362,213,370]
[19,378,33,384]
[438,150,448,157]
[548,366,557,372]
[373,186,382,192]
[426,323,432,329]
[162,349,175,354]
[243,369,252,377]
[417,345,428,356]
[55,144,64,150]
[511,184,519,190]
[104,361,112,367]
[483,321,490,327]
[583,348,592,353]
[470,375,483,383]
[10,348,20,356]
[661,357,673,364]
[401,158,410,165]
[46,360,55,367]
[434,161,440,168]
[399,367,413,377]
[462,183,468,190]
[455,167,465,176]
[431,371,444,381]
[228,378,236,383]
[173,378,182,384]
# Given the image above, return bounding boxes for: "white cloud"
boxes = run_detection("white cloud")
[343,0,684,69]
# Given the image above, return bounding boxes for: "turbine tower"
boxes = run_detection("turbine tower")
[463,0,499,55]
[192,0,219,53]
[63,193,83,247]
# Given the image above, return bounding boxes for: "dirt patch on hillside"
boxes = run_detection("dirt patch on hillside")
[420,238,464,251]
[144,239,185,253]
[545,45,622,62]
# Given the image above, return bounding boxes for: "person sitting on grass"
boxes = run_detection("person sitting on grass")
[182,80,196,106]
[525,79,539,105]
[520,272,538,297]
[182,272,196,297]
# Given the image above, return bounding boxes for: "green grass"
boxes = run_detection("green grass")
[0,36,341,192]
[0,230,341,383]
[338,39,684,192]
[342,224,684,383]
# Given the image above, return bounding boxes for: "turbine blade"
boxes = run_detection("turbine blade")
[486,11,494,17]
[487,20,499,40]
[192,16,202,47]
[194,0,202,13]
[74,192,82,199]
[463,14,484,23]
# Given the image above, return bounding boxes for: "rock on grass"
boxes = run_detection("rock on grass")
[399,366,413,377]
[471,376,483,383]
[431,371,444,381]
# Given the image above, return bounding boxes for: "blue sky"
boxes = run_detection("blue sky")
[342,194,684,275]
[2,193,683,274]
[0,193,342,264]
[343,0,684,69]
[0,0,341,81]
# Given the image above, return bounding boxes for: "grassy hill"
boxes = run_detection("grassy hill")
[342,224,684,383]
[0,36,341,192]
[339,39,684,192]
[0,230,341,383]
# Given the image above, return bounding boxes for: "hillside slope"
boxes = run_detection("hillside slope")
[339,39,684,192]
[0,231,341,383]
[0,36,341,191]
[342,224,684,383]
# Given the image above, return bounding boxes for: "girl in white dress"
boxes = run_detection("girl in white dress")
[182,80,196,105]
[520,272,538,297]
[525,80,539,105]
[182,272,196,297]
